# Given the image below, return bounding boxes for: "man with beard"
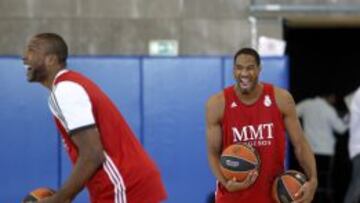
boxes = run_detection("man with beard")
[22,33,167,203]
[206,48,317,203]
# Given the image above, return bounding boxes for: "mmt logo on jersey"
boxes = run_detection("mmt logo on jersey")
[232,122,274,147]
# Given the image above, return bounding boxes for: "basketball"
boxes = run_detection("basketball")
[272,170,307,203]
[219,143,260,182]
[22,187,55,203]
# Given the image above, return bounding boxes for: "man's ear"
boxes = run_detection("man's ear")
[45,54,57,66]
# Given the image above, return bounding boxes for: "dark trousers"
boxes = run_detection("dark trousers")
[313,154,334,203]
[344,154,360,203]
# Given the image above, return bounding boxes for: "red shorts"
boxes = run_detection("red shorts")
[89,172,167,203]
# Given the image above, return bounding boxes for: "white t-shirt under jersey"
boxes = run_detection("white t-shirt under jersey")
[48,69,95,133]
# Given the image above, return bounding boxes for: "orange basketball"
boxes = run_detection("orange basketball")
[219,143,260,182]
[272,170,307,203]
[22,187,55,203]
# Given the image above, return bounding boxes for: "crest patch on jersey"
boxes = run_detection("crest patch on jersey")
[264,95,272,107]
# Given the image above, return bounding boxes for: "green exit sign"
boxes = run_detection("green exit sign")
[149,40,178,56]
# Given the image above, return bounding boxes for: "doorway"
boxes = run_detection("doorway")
[284,20,360,203]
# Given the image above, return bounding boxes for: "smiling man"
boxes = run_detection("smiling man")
[206,48,317,203]
[23,33,167,203]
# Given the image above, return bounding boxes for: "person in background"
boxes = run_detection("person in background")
[296,93,348,203]
[344,87,360,203]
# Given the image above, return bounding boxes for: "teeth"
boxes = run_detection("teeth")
[240,78,249,83]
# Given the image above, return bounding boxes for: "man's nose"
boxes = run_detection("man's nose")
[240,70,249,76]
[22,56,27,63]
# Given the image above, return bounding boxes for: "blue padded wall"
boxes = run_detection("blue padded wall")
[224,57,289,89]
[143,58,221,203]
[0,56,288,203]
[60,57,141,202]
[0,58,58,202]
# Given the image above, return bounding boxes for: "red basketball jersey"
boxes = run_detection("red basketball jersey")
[217,83,286,203]
[53,71,166,203]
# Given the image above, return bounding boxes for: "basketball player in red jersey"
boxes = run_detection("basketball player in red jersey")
[206,48,317,203]
[22,33,167,203]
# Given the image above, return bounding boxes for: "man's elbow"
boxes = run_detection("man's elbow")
[93,150,105,167]
[82,148,105,168]
[293,140,309,155]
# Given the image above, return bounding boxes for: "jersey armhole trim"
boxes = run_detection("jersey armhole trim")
[68,124,97,136]
[221,87,232,126]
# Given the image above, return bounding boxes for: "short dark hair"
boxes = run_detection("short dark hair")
[34,33,68,65]
[233,47,261,66]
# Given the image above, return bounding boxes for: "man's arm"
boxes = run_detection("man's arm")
[328,108,348,134]
[40,127,105,203]
[206,93,227,186]
[275,88,317,203]
[206,93,257,192]
[40,81,105,202]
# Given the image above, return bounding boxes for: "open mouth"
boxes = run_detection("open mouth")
[24,65,34,79]
[24,64,31,71]
[239,78,251,89]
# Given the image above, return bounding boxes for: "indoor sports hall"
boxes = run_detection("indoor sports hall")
[1,1,360,203]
